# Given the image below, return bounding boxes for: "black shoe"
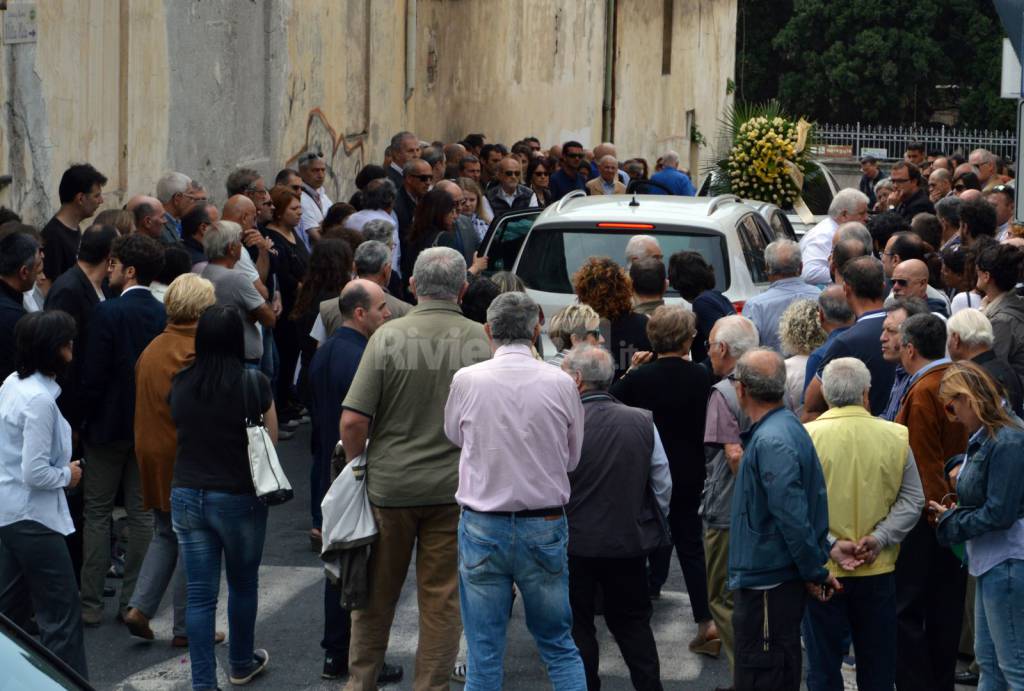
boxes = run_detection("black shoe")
[377,662,403,685]
[955,670,980,686]
[321,654,347,680]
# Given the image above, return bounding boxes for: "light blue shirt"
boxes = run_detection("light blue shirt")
[0,372,74,535]
[742,277,822,353]
[963,427,1024,577]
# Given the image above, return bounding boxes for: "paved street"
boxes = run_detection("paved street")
[84,423,733,690]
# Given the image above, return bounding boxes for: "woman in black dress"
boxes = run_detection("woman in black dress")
[572,256,651,378]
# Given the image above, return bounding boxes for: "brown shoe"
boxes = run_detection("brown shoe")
[688,633,722,658]
[172,631,226,648]
[81,610,102,627]
[124,608,154,641]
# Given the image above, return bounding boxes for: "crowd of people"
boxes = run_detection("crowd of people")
[0,131,1022,691]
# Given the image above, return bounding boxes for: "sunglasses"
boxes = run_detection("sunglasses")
[566,153,585,159]
[889,177,911,184]
[502,170,520,177]
[533,170,549,177]
[409,174,433,182]
[892,278,910,287]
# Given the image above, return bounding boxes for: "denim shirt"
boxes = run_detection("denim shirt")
[937,425,1024,577]
[728,406,830,589]
[0,372,74,535]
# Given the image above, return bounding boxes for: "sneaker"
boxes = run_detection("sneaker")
[124,608,154,641]
[229,649,269,685]
[321,653,347,680]
[378,663,403,685]
[451,662,467,683]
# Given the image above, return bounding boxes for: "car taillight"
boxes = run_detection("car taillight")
[732,301,745,313]
[596,222,655,229]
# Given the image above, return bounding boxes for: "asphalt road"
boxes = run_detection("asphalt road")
[83,422,735,690]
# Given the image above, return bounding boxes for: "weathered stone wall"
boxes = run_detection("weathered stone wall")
[0,0,736,224]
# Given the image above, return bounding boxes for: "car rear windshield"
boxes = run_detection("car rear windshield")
[515,227,728,295]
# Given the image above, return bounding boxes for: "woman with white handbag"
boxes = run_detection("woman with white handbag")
[169,305,280,690]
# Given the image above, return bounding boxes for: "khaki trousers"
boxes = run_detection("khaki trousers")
[704,526,735,670]
[346,504,461,691]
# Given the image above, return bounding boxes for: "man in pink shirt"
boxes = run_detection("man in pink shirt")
[444,291,587,690]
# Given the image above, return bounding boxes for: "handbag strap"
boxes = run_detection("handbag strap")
[242,369,264,427]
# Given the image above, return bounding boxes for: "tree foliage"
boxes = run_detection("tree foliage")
[737,0,1015,129]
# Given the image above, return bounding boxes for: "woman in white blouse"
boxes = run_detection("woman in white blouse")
[0,310,87,678]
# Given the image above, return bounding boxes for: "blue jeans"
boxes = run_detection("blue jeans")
[976,559,1024,691]
[802,572,896,691]
[458,509,585,691]
[171,488,268,691]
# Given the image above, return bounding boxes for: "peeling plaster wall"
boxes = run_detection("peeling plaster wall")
[0,0,735,221]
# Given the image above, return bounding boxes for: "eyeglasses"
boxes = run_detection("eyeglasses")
[889,177,911,184]
[566,153,585,159]
[409,174,433,182]
[992,185,1012,193]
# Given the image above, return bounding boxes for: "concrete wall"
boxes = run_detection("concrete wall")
[0,0,736,225]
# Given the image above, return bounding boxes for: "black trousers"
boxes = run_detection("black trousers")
[0,520,89,679]
[322,579,352,658]
[733,580,805,691]
[273,319,301,413]
[894,516,967,691]
[668,496,712,623]
[569,554,663,691]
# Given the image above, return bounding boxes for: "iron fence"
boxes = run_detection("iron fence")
[814,123,1017,163]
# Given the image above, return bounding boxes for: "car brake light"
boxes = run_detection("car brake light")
[596,222,655,229]
[732,301,745,313]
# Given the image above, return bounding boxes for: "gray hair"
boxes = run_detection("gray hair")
[970,148,997,165]
[821,357,872,408]
[714,314,759,358]
[828,188,869,220]
[835,221,872,251]
[390,131,416,151]
[735,348,787,402]
[156,171,192,204]
[875,178,894,194]
[361,218,395,248]
[412,247,466,300]
[624,234,661,266]
[354,240,391,277]
[598,155,618,166]
[486,292,540,345]
[297,151,323,169]
[947,308,995,349]
[421,147,444,167]
[363,178,397,210]
[764,238,802,277]
[935,195,962,227]
[819,289,854,325]
[403,159,426,176]
[202,220,242,260]
[661,150,680,167]
[562,344,614,391]
[931,168,952,183]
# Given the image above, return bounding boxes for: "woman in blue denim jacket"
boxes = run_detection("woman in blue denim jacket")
[932,362,1024,690]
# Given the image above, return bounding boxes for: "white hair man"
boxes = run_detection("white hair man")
[297,150,332,249]
[155,171,195,246]
[592,142,630,185]
[624,234,663,269]
[443,293,587,688]
[649,150,696,196]
[800,188,870,285]
[585,155,626,195]
[340,247,490,690]
[968,148,997,187]
[802,357,923,690]
[700,314,759,672]
[947,308,1023,415]
[742,239,821,352]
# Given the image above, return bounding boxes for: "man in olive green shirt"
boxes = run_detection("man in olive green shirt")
[340,247,489,690]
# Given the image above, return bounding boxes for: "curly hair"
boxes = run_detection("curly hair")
[779,299,827,357]
[572,256,634,321]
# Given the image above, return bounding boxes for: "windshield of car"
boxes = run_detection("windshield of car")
[0,618,82,689]
[515,227,728,295]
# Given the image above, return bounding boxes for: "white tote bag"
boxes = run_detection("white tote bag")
[243,370,293,505]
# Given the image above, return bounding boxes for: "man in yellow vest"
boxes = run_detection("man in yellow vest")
[802,357,924,691]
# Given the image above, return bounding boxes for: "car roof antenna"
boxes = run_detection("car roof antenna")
[629,194,639,207]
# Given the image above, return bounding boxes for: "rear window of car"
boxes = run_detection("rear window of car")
[515,227,728,295]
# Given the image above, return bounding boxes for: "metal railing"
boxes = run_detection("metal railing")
[814,123,1017,162]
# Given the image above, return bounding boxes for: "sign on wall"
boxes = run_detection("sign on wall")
[3,3,37,45]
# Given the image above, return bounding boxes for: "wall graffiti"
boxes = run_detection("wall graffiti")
[286,108,367,204]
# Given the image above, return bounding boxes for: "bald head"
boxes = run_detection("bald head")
[434,178,464,203]
[735,348,787,404]
[221,194,258,230]
[960,188,983,203]
[593,142,617,159]
[339,277,390,335]
[891,259,930,300]
[125,194,160,213]
[127,195,165,239]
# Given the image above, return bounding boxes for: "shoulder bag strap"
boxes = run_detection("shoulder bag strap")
[242,369,263,427]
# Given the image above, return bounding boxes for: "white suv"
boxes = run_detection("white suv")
[477,192,795,353]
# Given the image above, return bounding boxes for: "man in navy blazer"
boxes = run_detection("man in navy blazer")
[79,234,167,625]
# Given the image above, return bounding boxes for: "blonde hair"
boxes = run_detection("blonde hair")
[779,299,827,356]
[548,304,600,351]
[164,273,216,324]
[457,177,492,222]
[94,208,135,236]
[939,361,1021,437]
